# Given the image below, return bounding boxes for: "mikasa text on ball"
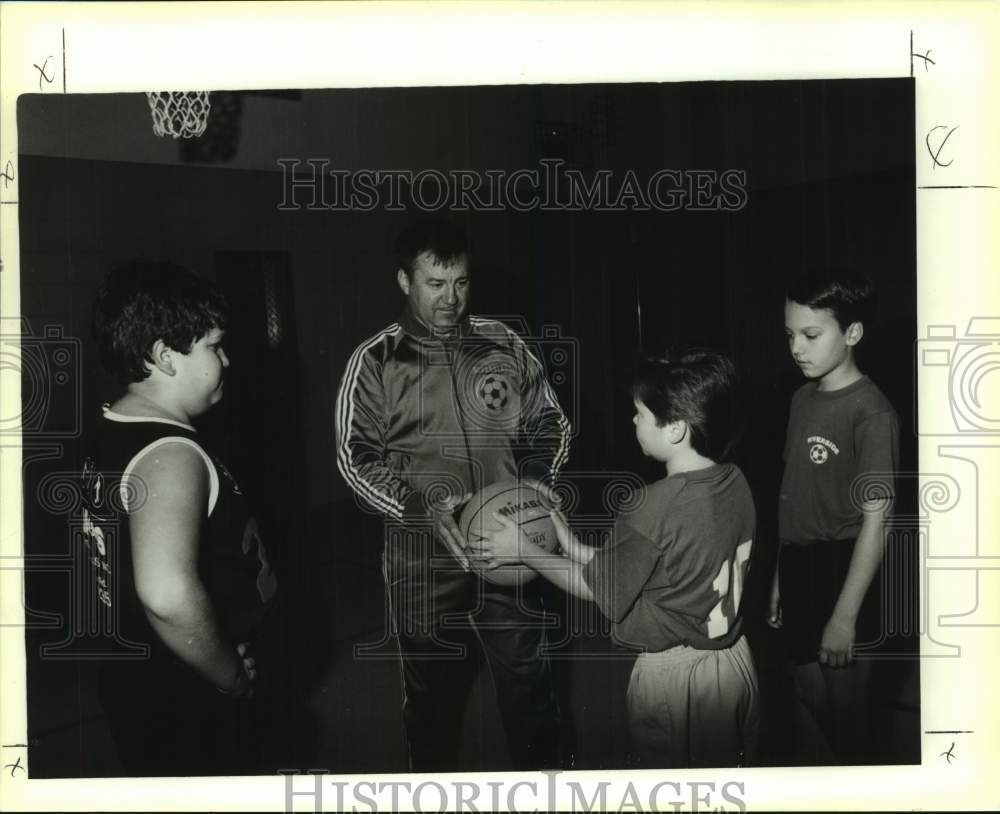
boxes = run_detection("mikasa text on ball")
[458,480,559,586]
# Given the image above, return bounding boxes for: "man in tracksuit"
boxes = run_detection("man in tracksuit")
[335,219,571,771]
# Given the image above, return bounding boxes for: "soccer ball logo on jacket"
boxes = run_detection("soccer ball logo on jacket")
[479,373,510,412]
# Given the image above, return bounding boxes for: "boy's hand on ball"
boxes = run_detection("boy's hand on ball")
[474,511,530,567]
[818,615,855,668]
[549,509,591,563]
[549,509,571,548]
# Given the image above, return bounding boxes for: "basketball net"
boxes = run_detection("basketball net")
[145,91,212,138]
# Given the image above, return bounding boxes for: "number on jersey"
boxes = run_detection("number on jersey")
[706,539,753,639]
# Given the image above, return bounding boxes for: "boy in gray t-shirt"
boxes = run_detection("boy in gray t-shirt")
[475,350,759,768]
[770,272,899,764]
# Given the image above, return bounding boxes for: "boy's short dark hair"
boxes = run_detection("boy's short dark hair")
[394,219,469,279]
[92,260,228,383]
[785,270,873,331]
[631,349,739,461]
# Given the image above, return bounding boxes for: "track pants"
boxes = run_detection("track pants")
[384,530,562,772]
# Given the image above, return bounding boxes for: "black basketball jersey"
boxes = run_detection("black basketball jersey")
[78,406,277,666]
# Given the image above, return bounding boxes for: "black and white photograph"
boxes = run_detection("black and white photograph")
[1,3,996,812]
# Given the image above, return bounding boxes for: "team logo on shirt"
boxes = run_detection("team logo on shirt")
[478,373,511,412]
[809,444,829,464]
[807,435,839,465]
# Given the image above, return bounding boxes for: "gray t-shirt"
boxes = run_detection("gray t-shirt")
[583,463,756,652]
[778,376,899,544]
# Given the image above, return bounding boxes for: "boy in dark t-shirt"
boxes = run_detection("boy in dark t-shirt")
[474,350,759,768]
[768,272,899,764]
[81,261,277,775]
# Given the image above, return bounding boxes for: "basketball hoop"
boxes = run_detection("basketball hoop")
[145,91,212,138]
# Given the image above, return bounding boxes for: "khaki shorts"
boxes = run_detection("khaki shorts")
[626,634,759,768]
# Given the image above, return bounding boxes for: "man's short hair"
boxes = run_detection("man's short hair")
[785,270,873,331]
[394,219,469,278]
[631,349,739,461]
[92,260,228,383]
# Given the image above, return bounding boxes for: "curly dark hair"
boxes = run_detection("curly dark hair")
[92,260,228,383]
[631,348,740,461]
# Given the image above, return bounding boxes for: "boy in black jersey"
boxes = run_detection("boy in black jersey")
[81,261,277,775]
[475,350,759,768]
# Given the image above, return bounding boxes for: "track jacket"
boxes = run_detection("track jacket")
[336,308,571,523]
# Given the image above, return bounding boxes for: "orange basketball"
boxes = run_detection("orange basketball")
[459,480,559,586]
